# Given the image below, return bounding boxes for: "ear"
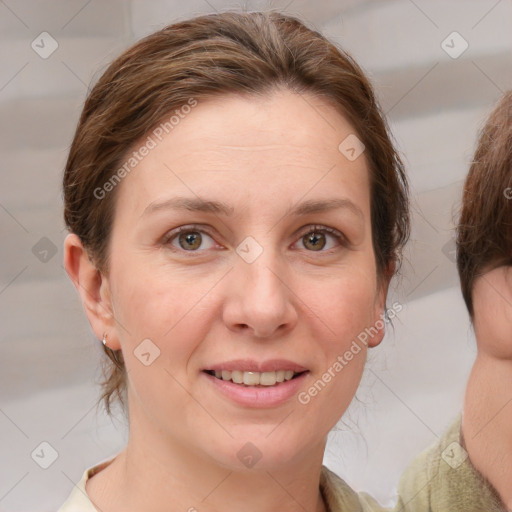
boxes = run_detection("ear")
[63,233,121,350]
[367,265,393,348]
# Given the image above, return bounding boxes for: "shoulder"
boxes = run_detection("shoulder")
[321,465,388,511]
[57,458,115,512]
[395,413,505,511]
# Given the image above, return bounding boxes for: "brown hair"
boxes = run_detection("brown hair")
[457,91,512,316]
[63,11,409,415]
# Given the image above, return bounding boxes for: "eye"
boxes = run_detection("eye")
[164,226,217,252]
[296,225,345,252]
[162,224,346,254]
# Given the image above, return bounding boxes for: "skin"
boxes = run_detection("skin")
[463,265,512,508]
[64,89,388,512]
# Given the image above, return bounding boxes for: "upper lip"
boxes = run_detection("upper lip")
[204,359,308,373]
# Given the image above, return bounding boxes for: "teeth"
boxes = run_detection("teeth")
[260,372,276,386]
[243,372,260,386]
[231,370,243,384]
[210,369,300,386]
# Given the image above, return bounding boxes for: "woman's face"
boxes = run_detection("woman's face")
[103,89,386,471]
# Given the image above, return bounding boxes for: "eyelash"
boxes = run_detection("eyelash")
[161,224,347,255]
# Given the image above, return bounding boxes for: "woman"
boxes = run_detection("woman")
[59,11,503,511]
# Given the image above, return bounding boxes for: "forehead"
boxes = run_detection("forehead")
[114,90,370,217]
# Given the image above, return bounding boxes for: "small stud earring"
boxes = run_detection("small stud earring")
[102,333,108,347]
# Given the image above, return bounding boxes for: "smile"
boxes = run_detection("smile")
[204,369,304,386]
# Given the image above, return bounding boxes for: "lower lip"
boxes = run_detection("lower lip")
[203,371,309,408]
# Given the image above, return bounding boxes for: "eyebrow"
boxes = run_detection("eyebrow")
[142,196,364,219]
[288,198,363,219]
[142,197,235,217]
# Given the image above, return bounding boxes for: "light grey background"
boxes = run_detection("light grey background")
[0,0,511,510]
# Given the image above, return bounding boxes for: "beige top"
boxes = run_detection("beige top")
[57,414,506,511]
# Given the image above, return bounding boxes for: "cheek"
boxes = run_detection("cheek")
[314,262,379,337]
[110,256,217,365]
[295,260,378,409]
[318,264,378,360]
[111,266,216,417]
[473,296,512,357]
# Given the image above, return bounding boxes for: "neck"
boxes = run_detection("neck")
[88,408,328,512]
[463,352,512,508]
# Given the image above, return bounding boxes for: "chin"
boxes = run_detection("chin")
[204,431,313,473]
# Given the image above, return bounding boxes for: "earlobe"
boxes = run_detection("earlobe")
[63,234,119,348]
[367,274,391,348]
[367,309,387,348]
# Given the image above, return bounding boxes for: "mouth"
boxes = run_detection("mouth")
[202,361,310,407]
[203,369,308,387]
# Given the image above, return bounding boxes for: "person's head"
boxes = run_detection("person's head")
[457,91,512,318]
[63,11,408,471]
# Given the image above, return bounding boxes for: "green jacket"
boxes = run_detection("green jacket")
[321,414,505,511]
[59,414,505,511]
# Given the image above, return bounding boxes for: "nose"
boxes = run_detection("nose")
[222,251,298,339]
